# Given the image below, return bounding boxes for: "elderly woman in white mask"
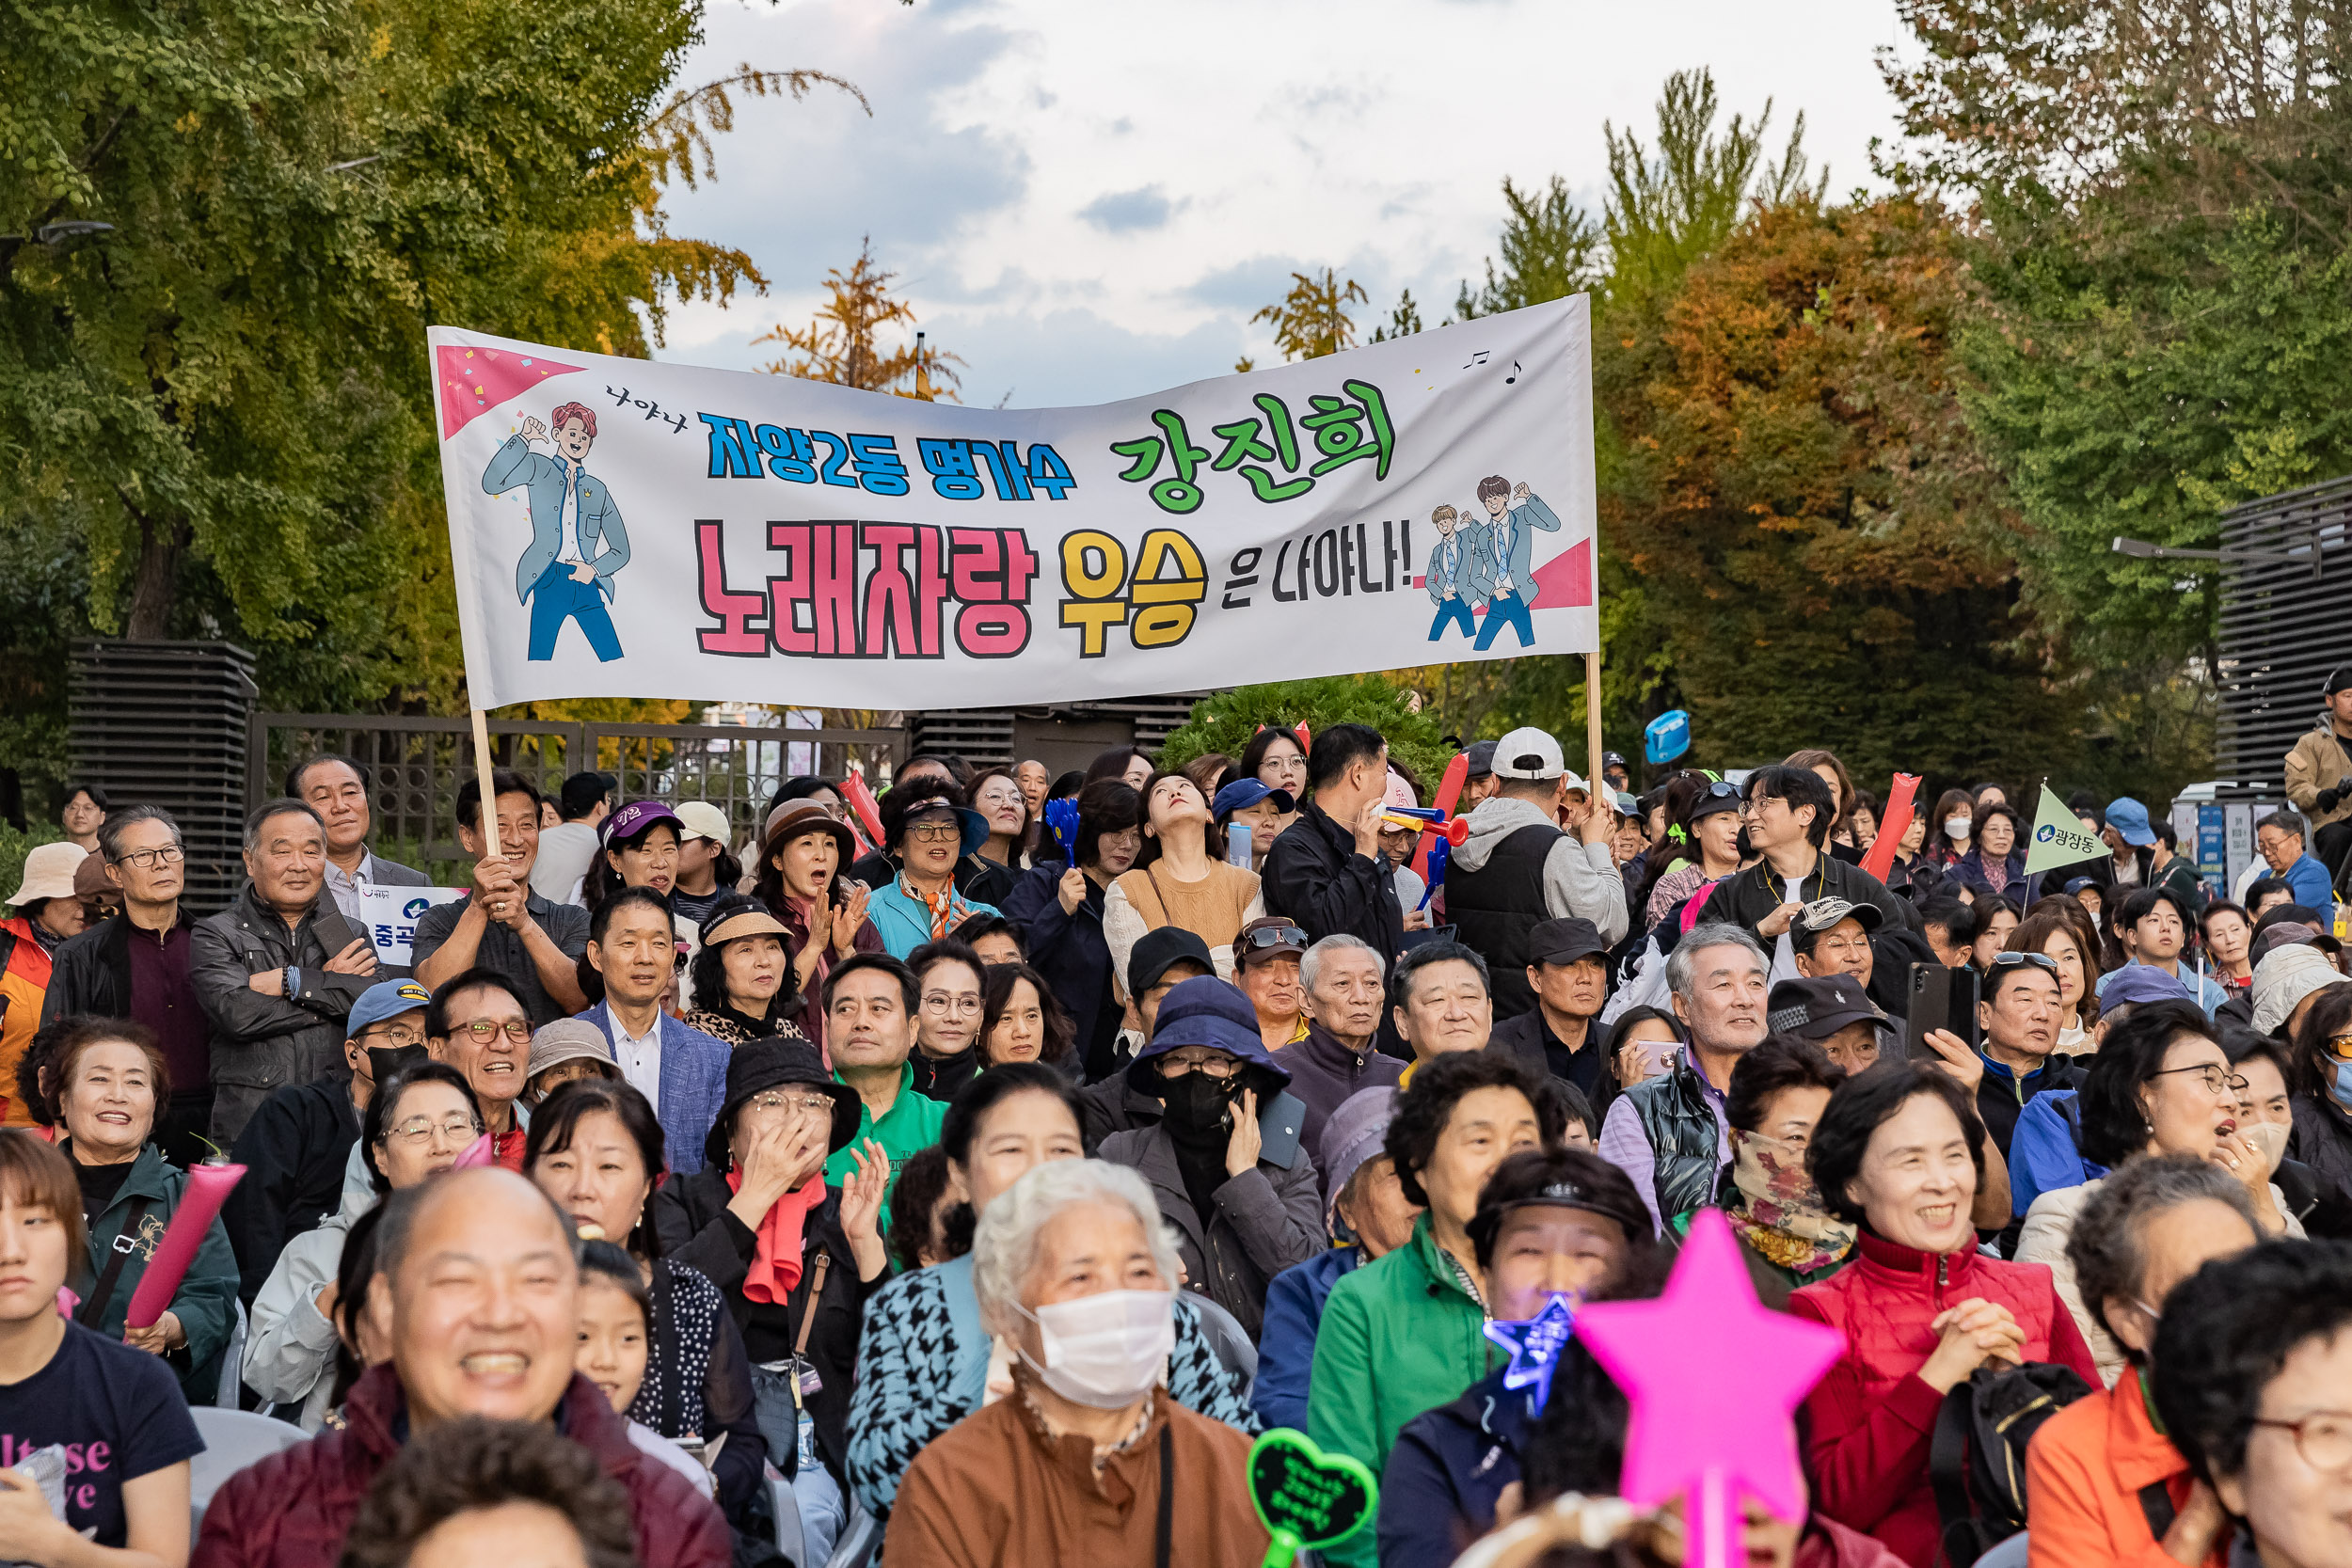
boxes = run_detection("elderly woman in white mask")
[887,1160,1270,1567]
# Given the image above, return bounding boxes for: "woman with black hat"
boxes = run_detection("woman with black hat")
[652,1037,890,1564]
[754,800,880,1046]
[683,895,812,1047]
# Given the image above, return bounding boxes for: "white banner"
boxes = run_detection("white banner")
[359,884,469,968]
[429,297,1597,711]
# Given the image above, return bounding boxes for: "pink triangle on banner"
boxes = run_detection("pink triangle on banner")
[437,343,588,439]
[1531,537,1595,609]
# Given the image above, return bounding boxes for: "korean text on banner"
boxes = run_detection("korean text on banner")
[2024,784,2106,877]
[428,298,1599,710]
[360,885,469,968]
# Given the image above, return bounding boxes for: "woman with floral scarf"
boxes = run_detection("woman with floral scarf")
[864,779,1000,959]
[1668,1034,1855,1309]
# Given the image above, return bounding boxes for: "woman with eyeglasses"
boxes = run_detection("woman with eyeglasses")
[1240,726,1310,843]
[2286,985,2352,1240]
[654,1038,890,1568]
[1097,975,1322,1337]
[527,1078,766,1534]
[905,940,986,1101]
[246,1059,482,1428]
[2017,1000,2300,1386]
[965,766,1033,885]
[864,779,1000,960]
[683,897,810,1048]
[1952,802,2028,900]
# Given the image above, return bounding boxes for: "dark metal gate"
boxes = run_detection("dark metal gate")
[2215,476,2352,797]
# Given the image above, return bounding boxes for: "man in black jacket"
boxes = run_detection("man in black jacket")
[1714,766,1917,971]
[1260,722,1401,963]
[1487,917,1613,1102]
[221,977,429,1303]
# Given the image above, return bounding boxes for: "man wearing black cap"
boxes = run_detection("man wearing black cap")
[1766,974,1889,1077]
[1075,927,1216,1149]
[1600,752,1629,794]
[1489,917,1613,1101]
[1458,739,1501,813]
[2285,665,2352,877]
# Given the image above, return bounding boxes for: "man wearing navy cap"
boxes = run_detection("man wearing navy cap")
[222,977,431,1304]
[1488,917,1613,1100]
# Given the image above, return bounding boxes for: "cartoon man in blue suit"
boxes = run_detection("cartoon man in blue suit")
[481,401,630,662]
[1469,474,1562,651]
[1424,502,1490,642]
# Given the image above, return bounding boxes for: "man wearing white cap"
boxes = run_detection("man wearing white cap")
[1445,726,1628,1022]
[2,841,88,1126]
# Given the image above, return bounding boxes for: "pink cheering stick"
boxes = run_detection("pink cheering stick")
[1859,773,1922,885]
[452,1132,499,1169]
[840,772,887,853]
[121,1162,244,1331]
[1573,1211,1842,1568]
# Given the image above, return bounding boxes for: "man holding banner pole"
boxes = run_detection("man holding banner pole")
[410,768,590,1025]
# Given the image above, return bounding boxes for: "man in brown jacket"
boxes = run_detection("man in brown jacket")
[2285,665,2352,879]
[887,1159,1271,1567]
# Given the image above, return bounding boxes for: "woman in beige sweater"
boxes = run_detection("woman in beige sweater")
[1103,770,1265,990]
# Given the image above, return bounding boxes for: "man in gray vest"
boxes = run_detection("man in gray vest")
[1444,725,1627,1020]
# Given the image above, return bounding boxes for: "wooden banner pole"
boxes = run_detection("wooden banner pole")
[1585,648,1605,796]
[469,707,501,860]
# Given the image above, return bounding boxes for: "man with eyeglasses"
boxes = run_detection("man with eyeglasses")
[192,797,383,1144]
[40,806,213,1156]
[577,885,730,1174]
[1969,949,2085,1162]
[423,967,541,1169]
[1715,765,1917,980]
[221,978,431,1306]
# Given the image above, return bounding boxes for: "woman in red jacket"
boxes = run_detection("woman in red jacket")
[1790,1061,2099,1568]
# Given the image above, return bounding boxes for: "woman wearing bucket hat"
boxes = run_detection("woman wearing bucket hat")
[653,1037,891,1565]
[2,841,87,1126]
[1096,975,1323,1337]
[753,800,880,1047]
[864,779,1000,960]
[683,895,812,1047]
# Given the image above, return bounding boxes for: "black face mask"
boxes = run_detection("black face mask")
[366,1044,429,1086]
[1158,1070,1236,1141]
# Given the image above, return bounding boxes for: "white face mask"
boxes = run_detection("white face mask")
[1016,1289,1175,1408]
[1945,817,1974,840]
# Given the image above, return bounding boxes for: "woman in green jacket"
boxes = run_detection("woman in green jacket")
[1306,1051,1565,1568]
[50,1016,239,1402]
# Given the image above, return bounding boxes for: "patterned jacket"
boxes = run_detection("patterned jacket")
[844,1251,1257,1519]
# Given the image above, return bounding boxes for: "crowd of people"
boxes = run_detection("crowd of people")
[3,696,2352,1568]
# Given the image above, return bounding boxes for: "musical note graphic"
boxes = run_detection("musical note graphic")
[1462,350,1490,369]
[1504,358,1521,384]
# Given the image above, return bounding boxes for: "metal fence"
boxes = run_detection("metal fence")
[2216,475,2352,798]
[247,714,906,874]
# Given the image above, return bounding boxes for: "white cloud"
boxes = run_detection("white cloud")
[655,0,1908,405]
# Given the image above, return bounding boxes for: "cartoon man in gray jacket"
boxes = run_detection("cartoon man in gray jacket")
[481,401,631,661]
[1424,502,1492,643]
[1470,475,1562,652]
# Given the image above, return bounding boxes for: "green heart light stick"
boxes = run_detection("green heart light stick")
[1248,1429,1379,1568]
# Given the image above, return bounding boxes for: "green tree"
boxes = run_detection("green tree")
[1157,675,1452,796]
[1369,286,1424,342]
[1454,175,1603,321]
[757,236,965,398]
[1886,0,2352,678]
[0,0,834,791]
[1248,268,1369,361]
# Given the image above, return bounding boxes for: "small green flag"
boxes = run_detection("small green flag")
[2025,784,2107,875]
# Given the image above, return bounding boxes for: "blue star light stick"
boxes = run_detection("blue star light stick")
[1043,798,1081,864]
[1482,1291,1578,1407]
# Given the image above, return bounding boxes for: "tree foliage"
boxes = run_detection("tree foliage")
[1249,268,1370,362]
[0,0,820,797]
[1157,674,1452,793]
[1885,0,2352,673]
[755,236,965,398]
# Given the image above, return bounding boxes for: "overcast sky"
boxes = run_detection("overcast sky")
[654,0,1913,408]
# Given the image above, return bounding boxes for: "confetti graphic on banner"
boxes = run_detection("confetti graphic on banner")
[437,344,587,438]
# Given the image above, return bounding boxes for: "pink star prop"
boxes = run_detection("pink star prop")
[1574,1208,1844,1549]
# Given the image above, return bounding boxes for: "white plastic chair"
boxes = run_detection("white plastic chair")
[215,1299,247,1408]
[1975,1531,2030,1568]
[188,1407,306,1537]
[769,1474,805,1566]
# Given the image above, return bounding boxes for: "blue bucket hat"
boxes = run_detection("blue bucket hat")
[2105,797,2156,847]
[2100,963,2193,1007]
[1125,974,1292,1097]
